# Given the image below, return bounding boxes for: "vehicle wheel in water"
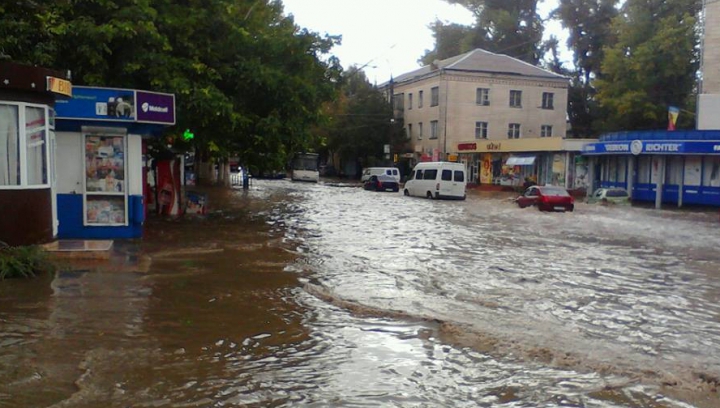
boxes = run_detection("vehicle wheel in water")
[404,189,409,196]
[426,191,433,199]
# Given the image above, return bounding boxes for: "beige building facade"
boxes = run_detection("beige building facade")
[387,49,589,189]
[698,0,720,129]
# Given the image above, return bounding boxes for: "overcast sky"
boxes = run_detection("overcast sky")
[281,0,566,84]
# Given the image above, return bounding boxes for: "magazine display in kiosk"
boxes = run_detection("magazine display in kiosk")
[84,133,127,225]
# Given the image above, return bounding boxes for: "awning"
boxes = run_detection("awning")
[506,155,536,166]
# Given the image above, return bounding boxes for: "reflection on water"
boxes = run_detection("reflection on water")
[0,181,718,407]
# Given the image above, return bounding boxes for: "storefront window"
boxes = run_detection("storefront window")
[608,157,618,182]
[617,157,627,183]
[665,156,683,185]
[85,135,125,192]
[86,196,126,224]
[637,156,652,183]
[0,104,20,186]
[703,156,720,187]
[25,106,47,185]
[84,133,127,225]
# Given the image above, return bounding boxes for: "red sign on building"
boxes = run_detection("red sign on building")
[458,143,477,151]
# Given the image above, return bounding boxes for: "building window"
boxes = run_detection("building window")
[418,122,423,140]
[0,103,49,188]
[540,125,553,138]
[509,90,522,108]
[393,94,404,111]
[408,93,413,110]
[431,87,439,107]
[430,120,439,139]
[407,123,413,139]
[418,90,424,108]
[475,121,488,139]
[476,88,490,106]
[25,106,48,185]
[508,123,521,139]
[0,104,20,186]
[542,92,554,109]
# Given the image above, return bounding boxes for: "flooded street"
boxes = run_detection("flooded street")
[2,179,720,407]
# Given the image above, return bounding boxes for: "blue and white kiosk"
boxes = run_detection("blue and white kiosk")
[54,86,175,239]
[582,130,720,208]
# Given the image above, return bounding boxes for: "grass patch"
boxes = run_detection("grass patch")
[0,242,58,280]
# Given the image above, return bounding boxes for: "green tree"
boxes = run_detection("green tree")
[420,21,472,65]
[423,0,544,64]
[553,0,619,137]
[322,68,405,175]
[0,0,342,179]
[595,0,700,131]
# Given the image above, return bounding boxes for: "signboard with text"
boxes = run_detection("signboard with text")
[136,91,175,125]
[582,140,720,155]
[55,86,175,125]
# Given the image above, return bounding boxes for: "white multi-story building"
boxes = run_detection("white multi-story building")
[699,0,720,129]
[386,48,594,189]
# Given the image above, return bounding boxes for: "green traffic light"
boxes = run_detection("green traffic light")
[183,129,194,141]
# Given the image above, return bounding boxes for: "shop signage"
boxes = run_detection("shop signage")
[55,87,137,122]
[55,87,175,125]
[136,91,175,125]
[583,140,720,155]
[46,76,72,97]
[458,143,477,151]
[447,154,458,162]
[487,142,501,151]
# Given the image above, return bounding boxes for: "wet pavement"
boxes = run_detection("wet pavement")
[1,179,720,407]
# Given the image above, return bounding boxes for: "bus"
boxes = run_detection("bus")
[290,153,320,182]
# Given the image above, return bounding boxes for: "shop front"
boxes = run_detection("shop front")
[454,138,594,191]
[582,130,720,207]
[54,86,175,239]
[0,62,72,246]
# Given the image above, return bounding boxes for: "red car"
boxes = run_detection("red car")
[515,185,574,212]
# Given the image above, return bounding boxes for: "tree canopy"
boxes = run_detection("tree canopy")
[0,0,343,171]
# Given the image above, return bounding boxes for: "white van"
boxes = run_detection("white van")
[361,167,401,183]
[403,162,467,200]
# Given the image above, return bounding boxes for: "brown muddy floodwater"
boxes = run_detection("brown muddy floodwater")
[1,179,720,407]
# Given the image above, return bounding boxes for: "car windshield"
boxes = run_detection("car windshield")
[606,189,628,197]
[540,187,570,197]
[376,175,395,182]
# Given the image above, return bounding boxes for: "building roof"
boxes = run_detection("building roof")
[386,48,567,86]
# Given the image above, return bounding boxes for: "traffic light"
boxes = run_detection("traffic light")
[182,129,195,141]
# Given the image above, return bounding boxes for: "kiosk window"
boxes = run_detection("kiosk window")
[0,104,20,186]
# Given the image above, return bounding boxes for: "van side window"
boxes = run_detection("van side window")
[392,169,398,176]
[423,169,438,180]
[416,170,424,179]
[386,170,392,176]
[454,170,464,182]
[441,169,452,181]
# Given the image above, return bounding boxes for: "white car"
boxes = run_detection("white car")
[361,167,401,183]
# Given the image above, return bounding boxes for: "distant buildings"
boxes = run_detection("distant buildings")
[384,48,594,190]
[699,0,720,129]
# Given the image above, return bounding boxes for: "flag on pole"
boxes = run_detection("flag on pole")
[668,106,680,131]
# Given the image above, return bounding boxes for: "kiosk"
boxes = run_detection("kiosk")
[54,86,175,239]
[0,62,72,246]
